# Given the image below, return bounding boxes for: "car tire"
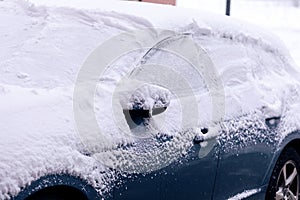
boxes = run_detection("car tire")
[266,147,300,200]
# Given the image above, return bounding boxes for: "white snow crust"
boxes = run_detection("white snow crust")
[1,0,300,199]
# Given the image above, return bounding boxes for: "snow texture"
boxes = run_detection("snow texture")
[1,0,300,199]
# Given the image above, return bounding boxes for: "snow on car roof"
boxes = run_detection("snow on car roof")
[27,0,292,59]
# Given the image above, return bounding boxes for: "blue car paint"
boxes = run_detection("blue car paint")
[111,143,219,200]
[14,126,300,200]
[113,117,300,200]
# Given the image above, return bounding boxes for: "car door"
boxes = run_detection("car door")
[111,34,223,200]
[209,37,299,199]
[162,140,219,199]
[113,141,219,200]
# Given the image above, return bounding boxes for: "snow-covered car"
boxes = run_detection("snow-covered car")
[1,0,300,200]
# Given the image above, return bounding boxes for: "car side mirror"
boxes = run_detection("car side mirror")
[123,106,167,129]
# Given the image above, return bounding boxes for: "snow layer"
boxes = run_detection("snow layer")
[178,0,300,66]
[1,0,300,199]
[118,83,171,111]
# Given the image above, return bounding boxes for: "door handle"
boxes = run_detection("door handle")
[261,105,282,128]
[265,116,281,128]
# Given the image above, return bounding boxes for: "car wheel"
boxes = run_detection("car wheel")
[26,194,64,200]
[266,148,300,200]
[24,185,88,200]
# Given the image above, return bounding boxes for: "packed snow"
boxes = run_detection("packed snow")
[118,83,171,111]
[178,0,300,66]
[1,0,300,199]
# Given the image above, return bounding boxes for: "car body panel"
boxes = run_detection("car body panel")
[163,144,219,200]
[112,144,219,200]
